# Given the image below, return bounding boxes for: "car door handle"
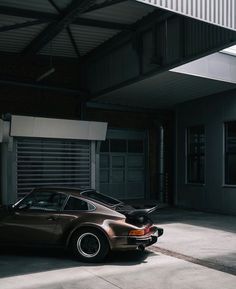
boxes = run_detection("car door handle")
[47,216,57,221]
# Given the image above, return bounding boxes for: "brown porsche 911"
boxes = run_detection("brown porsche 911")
[0,187,163,262]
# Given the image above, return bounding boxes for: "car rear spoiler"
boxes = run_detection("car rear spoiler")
[125,205,158,218]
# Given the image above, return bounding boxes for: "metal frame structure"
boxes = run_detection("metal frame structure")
[0,0,235,97]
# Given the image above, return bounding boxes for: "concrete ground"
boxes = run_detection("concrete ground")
[0,208,236,289]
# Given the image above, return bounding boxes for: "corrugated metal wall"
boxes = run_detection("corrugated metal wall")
[137,0,236,31]
[16,138,91,198]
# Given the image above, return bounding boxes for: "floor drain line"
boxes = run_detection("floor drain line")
[149,246,236,276]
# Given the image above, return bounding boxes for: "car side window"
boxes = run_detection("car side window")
[64,197,92,211]
[18,191,67,211]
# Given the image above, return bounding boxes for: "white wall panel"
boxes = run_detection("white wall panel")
[172,52,236,84]
[10,116,107,141]
[137,0,236,31]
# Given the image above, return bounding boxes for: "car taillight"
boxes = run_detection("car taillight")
[129,227,150,236]
[144,226,151,234]
[129,229,145,236]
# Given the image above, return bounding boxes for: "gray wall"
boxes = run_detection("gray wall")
[176,89,236,215]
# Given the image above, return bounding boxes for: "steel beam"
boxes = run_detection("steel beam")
[67,27,81,58]
[73,18,130,31]
[23,0,96,55]
[0,5,58,21]
[84,0,127,13]
[0,78,87,97]
[47,0,81,58]
[0,20,45,33]
[0,5,130,31]
[84,10,173,61]
[84,9,236,97]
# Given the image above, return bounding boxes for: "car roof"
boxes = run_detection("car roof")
[32,187,121,207]
[33,187,86,196]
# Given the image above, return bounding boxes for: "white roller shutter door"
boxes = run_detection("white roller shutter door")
[16,138,91,198]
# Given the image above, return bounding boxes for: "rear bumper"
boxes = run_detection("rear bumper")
[127,235,157,247]
[127,227,163,247]
[111,227,163,250]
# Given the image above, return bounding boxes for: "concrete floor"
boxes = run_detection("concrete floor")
[0,208,236,289]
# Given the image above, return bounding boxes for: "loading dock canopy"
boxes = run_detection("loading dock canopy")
[10,115,107,141]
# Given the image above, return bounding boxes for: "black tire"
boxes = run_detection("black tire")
[70,228,110,263]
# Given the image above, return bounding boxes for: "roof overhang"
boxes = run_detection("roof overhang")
[171,50,236,85]
[93,70,236,109]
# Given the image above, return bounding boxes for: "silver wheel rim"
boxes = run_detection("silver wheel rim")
[77,232,101,258]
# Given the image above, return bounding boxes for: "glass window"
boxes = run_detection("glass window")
[127,170,144,182]
[100,140,109,152]
[100,170,109,183]
[64,197,90,211]
[127,155,144,168]
[112,170,125,183]
[128,140,144,153]
[81,190,121,206]
[110,139,126,152]
[187,126,205,184]
[112,156,125,168]
[16,191,67,211]
[100,155,109,168]
[225,121,236,185]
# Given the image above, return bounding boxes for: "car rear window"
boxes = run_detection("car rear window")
[64,197,91,211]
[81,190,121,206]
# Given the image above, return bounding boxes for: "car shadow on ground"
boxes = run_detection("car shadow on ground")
[0,247,157,279]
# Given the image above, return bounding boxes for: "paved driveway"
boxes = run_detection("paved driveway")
[152,208,236,272]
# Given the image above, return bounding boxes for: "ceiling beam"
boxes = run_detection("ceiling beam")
[85,10,174,61]
[0,20,45,33]
[47,0,81,58]
[0,5,58,21]
[84,0,127,13]
[67,26,81,58]
[47,0,61,14]
[22,0,96,56]
[73,18,130,30]
[0,5,130,31]
[0,77,87,97]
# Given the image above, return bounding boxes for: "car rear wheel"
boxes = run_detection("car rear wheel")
[71,228,110,262]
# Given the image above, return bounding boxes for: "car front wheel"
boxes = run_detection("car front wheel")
[71,228,110,262]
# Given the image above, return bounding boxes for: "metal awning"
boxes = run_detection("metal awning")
[137,0,236,31]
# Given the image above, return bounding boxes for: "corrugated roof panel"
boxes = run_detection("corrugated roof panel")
[0,0,56,14]
[0,0,71,13]
[81,0,155,25]
[0,14,34,27]
[54,0,72,11]
[0,23,48,53]
[40,29,77,58]
[70,25,119,56]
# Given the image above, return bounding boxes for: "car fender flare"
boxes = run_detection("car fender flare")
[66,223,112,249]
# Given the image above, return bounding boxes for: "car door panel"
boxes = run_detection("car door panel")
[0,209,60,244]
[0,190,67,245]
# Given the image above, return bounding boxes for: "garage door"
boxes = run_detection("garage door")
[16,138,91,198]
[99,130,147,200]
